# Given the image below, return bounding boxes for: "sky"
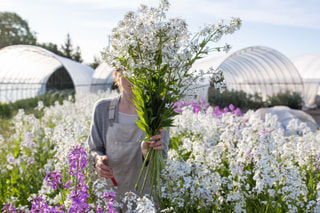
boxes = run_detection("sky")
[1,0,320,64]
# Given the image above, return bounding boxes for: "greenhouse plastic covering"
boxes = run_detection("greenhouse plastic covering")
[90,62,114,92]
[257,105,318,132]
[290,53,320,108]
[192,46,304,101]
[0,45,94,103]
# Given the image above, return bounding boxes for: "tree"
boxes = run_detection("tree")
[61,33,73,59]
[0,12,37,49]
[88,55,102,69]
[60,33,83,62]
[73,46,83,63]
[37,42,63,56]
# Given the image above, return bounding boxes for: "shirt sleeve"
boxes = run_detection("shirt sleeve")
[87,100,106,166]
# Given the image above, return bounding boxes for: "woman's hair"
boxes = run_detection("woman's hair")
[113,68,122,90]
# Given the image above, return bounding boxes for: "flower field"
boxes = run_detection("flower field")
[1,91,320,212]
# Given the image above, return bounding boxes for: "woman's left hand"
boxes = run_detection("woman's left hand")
[141,127,164,157]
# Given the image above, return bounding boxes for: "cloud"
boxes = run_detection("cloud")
[49,0,320,30]
[83,20,116,29]
[175,0,320,30]
[0,0,18,11]
[56,0,159,9]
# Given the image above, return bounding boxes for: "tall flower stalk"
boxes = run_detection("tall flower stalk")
[103,0,241,198]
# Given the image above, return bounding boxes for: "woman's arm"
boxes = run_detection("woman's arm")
[87,100,107,167]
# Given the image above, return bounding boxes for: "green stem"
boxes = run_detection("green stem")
[149,150,156,196]
[135,146,152,191]
[140,149,154,194]
[156,150,161,197]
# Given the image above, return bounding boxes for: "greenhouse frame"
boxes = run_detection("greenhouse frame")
[0,45,94,103]
[90,62,114,92]
[192,46,305,102]
[291,53,320,108]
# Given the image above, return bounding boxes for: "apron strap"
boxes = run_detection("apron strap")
[109,97,117,121]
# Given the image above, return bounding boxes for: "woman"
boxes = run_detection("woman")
[87,69,169,203]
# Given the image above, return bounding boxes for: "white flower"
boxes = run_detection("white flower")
[6,153,15,164]
[27,157,35,165]
[135,195,156,213]
[36,101,44,110]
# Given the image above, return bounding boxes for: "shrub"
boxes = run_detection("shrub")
[266,90,303,109]
[208,88,264,111]
[0,103,11,117]
[209,88,304,111]
[0,90,75,119]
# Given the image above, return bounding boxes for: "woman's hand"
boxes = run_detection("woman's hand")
[141,127,164,158]
[94,155,114,179]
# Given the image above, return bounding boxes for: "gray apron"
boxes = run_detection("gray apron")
[106,98,150,203]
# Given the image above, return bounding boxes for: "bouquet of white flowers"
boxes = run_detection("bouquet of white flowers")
[103,0,241,198]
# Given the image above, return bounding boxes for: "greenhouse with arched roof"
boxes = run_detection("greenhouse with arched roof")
[290,53,320,109]
[0,45,94,103]
[192,46,304,102]
[90,62,114,92]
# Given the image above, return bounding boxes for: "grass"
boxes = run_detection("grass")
[0,90,75,138]
[0,117,13,139]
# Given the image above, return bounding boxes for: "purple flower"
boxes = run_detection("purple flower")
[101,192,118,213]
[191,102,201,114]
[174,108,183,113]
[1,203,18,213]
[64,181,72,189]
[212,105,243,118]
[233,108,243,116]
[101,192,116,202]
[213,106,222,117]
[30,197,50,212]
[200,98,210,109]
[172,100,190,114]
[229,104,235,111]
[68,146,87,176]
[45,170,62,190]
[191,99,210,114]
[67,146,90,213]
[68,182,90,213]
[96,205,104,213]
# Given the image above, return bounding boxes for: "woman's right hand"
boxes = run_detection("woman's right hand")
[95,155,114,179]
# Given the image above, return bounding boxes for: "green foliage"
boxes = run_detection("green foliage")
[0,90,75,119]
[0,95,82,209]
[87,55,102,69]
[267,90,303,109]
[132,68,180,196]
[0,11,83,63]
[0,103,11,117]
[0,12,37,48]
[61,33,73,59]
[37,42,63,56]
[0,117,12,138]
[209,88,264,111]
[60,33,83,62]
[0,116,56,208]
[0,90,74,142]
[37,34,83,62]
[209,88,304,111]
